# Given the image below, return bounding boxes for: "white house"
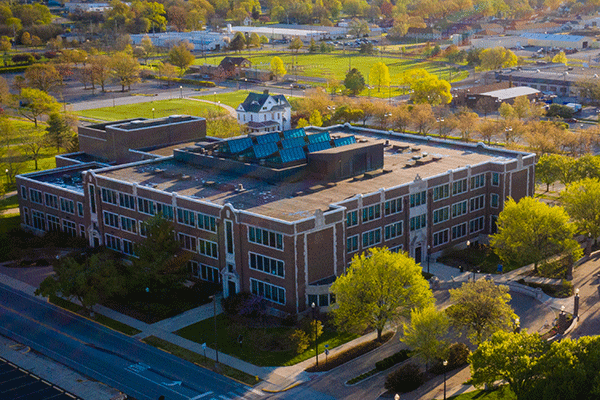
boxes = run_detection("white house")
[237,91,291,133]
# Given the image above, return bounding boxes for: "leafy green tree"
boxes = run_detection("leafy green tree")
[401,306,449,369]
[270,56,286,81]
[403,69,451,105]
[35,252,124,315]
[490,197,582,272]
[18,88,60,127]
[552,51,568,66]
[129,215,191,292]
[89,55,112,92]
[156,61,178,86]
[331,247,433,341]
[168,41,195,75]
[230,32,245,52]
[249,32,260,48]
[469,331,548,400]
[561,178,600,251]
[309,109,323,127]
[344,68,365,96]
[348,18,370,38]
[110,51,140,91]
[308,38,318,53]
[140,34,154,64]
[24,63,61,93]
[21,31,31,46]
[260,35,269,46]
[370,61,390,93]
[480,46,518,70]
[447,280,516,345]
[45,113,75,152]
[289,36,303,53]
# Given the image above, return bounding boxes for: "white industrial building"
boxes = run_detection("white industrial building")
[471,33,593,49]
[130,31,229,51]
[225,24,347,43]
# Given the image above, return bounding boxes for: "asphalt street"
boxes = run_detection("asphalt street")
[0,282,262,400]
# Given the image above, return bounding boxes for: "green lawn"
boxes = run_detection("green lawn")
[0,194,18,211]
[76,99,228,122]
[441,387,516,400]
[0,214,20,236]
[175,314,358,367]
[192,90,251,108]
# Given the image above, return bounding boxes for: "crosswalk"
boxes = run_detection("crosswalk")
[196,386,265,400]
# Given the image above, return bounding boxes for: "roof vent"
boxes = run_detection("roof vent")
[236,183,245,192]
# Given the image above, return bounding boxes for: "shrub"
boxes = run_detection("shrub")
[301,319,323,343]
[447,342,470,369]
[385,363,425,393]
[375,350,410,371]
[221,292,266,317]
[12,54,35,64]
[289,329,310,354]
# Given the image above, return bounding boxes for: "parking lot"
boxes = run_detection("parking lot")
[0,357,81,400]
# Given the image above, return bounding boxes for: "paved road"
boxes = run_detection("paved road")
[0,283,263,400]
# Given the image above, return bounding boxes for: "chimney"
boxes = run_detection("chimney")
[263,89,269,95]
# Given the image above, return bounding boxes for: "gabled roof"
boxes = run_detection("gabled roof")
[219,57,250,70]
[239,92,291,113]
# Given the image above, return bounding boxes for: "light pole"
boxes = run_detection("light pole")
[514,317,521,333]
[152,108,155,119]
[395,394,400,400]
[312,302,318,367]
[437,117,444,136]
[209,294,219,369]
[384,112,392,129]
[179,85,183,99]
[290,84,293,97]
[244,78,247,91]
[443,360,448,400]
[4,168,8,185]
[427,244,431,274]
[574,288,580,320]
[213,91,217,103]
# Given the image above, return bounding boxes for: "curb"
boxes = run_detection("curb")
[262,380,304,393]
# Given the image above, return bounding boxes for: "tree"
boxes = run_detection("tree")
[230,32,245,52]
[110,51,141,91]
[18,88,60,127]
[270,56,286,81]
[249,32,260,48]
[370,62,390,93]
[404,69,451,105]
[35,252,124,315]
[490,197,582,272]
[130,215,191,291]
[410,103,434,134]
[289,37,303,53]
[348,18,370,38]
[45,113,75,152]
[401,306,449,369]
[561,178,600,251]
[480,46,518,70]
[89,55,111,92]
[140,34,154,64]
[469,331,549,400]
[308,38,318,53]
[156,61,178,86]
[331,247,433,341]
[453,108,479,141]
[21,31,31,46]
[552,51,568,66]
[447,279,516,345]
[24,63,61,93]
[536,154,563,191]
[392,104,411,132]
[19,127,45,170]
[168,41,195,75]
[309,110,323,127]
[344,68,365,96]
[477,119,497,144]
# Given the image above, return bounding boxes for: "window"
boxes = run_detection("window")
[62,220,77,237]
[410,214,427,231]
[384,198,402,215]
[177,208,196,227]
[101,188,118,205]
[347,235,359,252]
[452,179,467,196]
[105,234,121,251]
[362,204,381,222]
[89,185,96,213]
[24,208,29,226]
[452,223,467,240]
[32,210,45,230]
[452,200,468,218]
[249,252,284,277]
[432,184,449,201]
[251,278,285,305]
[60,198,74,214]
[138,198,156,215]
[470,216,485,233]
[433,229,449,247]
[384,221,403,240]
[122,239,135,256]
[121,216,137,233]
[390,244,403,253]
[491,193,499,208]
[103,211,119,228]
[45,193,58,209]
[346,210,358,227]
[79,224,85,238]
[470,195,485,212]
[21,186,27,200]
[362,228,381,248]
[30,189,42,204]
[225,221,234,254]
[409,191,426,208]
[197,212,217,232]
[156,203,173,221]
[47,214,60,231]
[178,233,197,252]
[139,221,148,237]
[119,193,136,210]
[77,202,84,217]
[199,239,218,259]
[248,227,283,250]
[492,172,500,187]
[433,206,450,225]
[470,174,486,190]
[189,261,221,283]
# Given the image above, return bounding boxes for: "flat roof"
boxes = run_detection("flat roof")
[520,33,586,42]
[97,127,532,222]
[480,86,540,100]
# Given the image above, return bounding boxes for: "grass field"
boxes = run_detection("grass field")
[0,194,18,212]
[175,314,358,367]
[442,387,515,400]
[192,90,251,108]
[76,99,228,122]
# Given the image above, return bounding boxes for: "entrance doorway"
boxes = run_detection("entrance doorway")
[228,280,237,296]
[414,246,422,264]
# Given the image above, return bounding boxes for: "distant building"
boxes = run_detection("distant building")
[405,27,443,41]
[471,33,591,49]
[226,24,347,43]
[65,2,112,13]
[465,86,541,110]
[236,91,291,133]
[219,57,251,74]
[130,31,229,52]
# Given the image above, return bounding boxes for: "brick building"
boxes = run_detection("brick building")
[16,118,536,316]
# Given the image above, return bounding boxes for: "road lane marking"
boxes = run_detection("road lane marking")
[190,392,213,399]
[219,395,232,400]
[248,388,264,396]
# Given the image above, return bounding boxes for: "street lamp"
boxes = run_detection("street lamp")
[395,395,400,400]
[312,302,318,367]
[209,294,219,369]
[213,91,217,103]
[437,117,445,136]
[179,85,183,99]
[152,108,155,119]
[244,78,247,90]
[384,112,392,129]
[4,168,8,185]
[443,360,448,400]
[514,317,521,333]
[427,244,431,274]
[574,288,580,320]
[290,84,293,97]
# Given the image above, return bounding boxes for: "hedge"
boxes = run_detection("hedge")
[0,65,29,74]
[375,349,410,371]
